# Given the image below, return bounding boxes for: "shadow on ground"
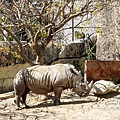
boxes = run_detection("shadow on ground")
[30,99,96,109]
[95,92,120,99]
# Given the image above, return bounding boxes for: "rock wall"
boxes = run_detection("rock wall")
[52,42,88,73]
[44,42,61,64]
[95,1,120,60]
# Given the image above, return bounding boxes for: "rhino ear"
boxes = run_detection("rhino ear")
[84,80,89,85]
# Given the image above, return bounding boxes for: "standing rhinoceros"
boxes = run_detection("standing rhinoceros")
[13,63,93,109]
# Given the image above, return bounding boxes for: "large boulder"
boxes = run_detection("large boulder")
[44,42,61,64]
[59,42,85,58]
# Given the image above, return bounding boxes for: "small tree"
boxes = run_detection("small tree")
[0,0,115,65]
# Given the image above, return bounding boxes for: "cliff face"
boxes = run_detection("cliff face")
[95,1,120,60]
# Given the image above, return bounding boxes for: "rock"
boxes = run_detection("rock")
[44,42,61,64]
[91,80,120,95]
[0,91,14,100]
[52,42,87,71]
[59,42,85,58]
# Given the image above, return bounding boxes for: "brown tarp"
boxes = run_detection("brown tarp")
[84,60,120,83]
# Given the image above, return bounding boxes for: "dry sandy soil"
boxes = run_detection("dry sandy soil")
[0,90,120,120]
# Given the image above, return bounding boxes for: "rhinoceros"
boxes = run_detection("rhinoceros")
[91,80,120,95]
[13,63,93,109]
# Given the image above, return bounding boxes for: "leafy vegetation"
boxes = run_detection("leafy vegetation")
[86,44,96,60]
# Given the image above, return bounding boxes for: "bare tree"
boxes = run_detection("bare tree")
[0,0,116,65]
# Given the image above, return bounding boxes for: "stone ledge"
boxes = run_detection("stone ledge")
[0,91,14,100]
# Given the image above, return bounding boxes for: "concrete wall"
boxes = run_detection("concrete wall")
[0,64,30,93]
[84,60,120,83]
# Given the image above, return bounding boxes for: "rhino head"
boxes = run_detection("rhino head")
[73,79,93,97]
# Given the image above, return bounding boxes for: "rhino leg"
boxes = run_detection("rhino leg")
[21,88,30,108]
[54,87,63,105]
[14,95,21,110]
[14,79,26,109]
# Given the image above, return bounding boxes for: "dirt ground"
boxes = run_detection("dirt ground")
[0,90,120,120]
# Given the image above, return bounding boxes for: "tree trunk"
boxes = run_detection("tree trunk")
[35,35,53,65]
[39,48,45,65]
[35,46,45,65]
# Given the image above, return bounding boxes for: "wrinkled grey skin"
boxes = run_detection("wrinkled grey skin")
[13,64,92,110]
[73,80,93,97]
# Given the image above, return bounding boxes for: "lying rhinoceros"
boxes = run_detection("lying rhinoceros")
[13,63,93,109]
[91,80,120,95]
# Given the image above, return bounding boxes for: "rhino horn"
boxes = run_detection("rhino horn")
[88,80,94,91]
